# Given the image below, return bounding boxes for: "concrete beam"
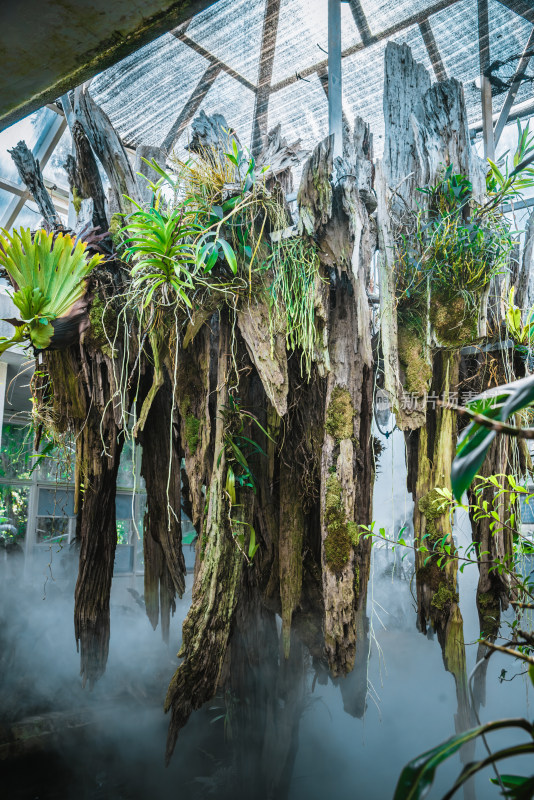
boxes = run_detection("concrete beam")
[0,0,217,133]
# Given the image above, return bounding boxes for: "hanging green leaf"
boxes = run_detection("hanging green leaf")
[451,375,534,500]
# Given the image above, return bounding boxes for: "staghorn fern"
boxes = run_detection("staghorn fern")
[0,227,103,352]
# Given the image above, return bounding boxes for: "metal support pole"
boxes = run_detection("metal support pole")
[494,25,534,148]
[0,361,7,453]
[328,0,343,159]
[478,0,495,160]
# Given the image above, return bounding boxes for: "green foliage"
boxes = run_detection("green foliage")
[269,235,321,380]
[393,717,534,800]
[394,129,534,343]
[505,287,534,369]
[0,228,103,353]
[396,165,511,313]
[119,203,198,309]
[219,394,273,494]
[451,375,534,501]
[218,394,273,561]
[486,120,534,208]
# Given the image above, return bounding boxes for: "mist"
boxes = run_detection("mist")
[0,425,531,800]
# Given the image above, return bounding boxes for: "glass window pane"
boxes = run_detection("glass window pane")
[117,438,136,488]
[37,487,74,517]
[42,127,71,190]
[0,423,34,480]
[116,493,134,519]
[0,484,29,544]
[36,435,75,483]
[35,516,69,543]
[114,544,134,573]
[0,108,58,186]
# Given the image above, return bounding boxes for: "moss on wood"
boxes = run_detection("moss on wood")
[431,582,459,611]
[397,325,432,396]
[184,413,200,455]
[324,474,352,572]
[430,291,478,347]
[418,488,446,520]
[87,295,117,358]
[325,386,354,440]
[477,590,500,637]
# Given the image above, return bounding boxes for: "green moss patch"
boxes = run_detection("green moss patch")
[184,414,200,455]
[325,386,354,440]
[397,325,432,396]
[72,186,82,215]
[430,291,478,347]
[431,582,459,611]
[324,474,353,573]
[418,488,446,520]
[87,295,117,357]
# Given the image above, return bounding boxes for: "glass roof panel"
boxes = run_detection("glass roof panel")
[270,0,361,88]
[488,0,534,111]
[0,107,58,187]
[42,126,71,190]
[269,72,328,154]
[91,33,211,149]
[185,0,266,87]
[171,69,257,157]
[366,0,446,37]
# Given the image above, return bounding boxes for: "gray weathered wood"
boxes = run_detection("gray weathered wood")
[8,141,60,229]
[73,85,140,213]
[255,124,308,193]
[237,296,288,417]
[377,42,487,430]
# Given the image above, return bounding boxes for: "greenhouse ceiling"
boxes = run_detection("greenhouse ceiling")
[1,0,534,231]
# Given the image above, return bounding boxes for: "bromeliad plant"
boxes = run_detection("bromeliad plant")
[0,227,103,353]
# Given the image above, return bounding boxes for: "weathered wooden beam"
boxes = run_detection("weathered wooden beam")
[419,19,448,81]
[496,0,534,25]
[348,0,375,46]
[251,0,282,156]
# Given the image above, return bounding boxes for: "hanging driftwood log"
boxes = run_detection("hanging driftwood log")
[73,85,140,213]
[297,121,375,676]
[165,315,245,760]
[63,120,108,233]
[237,296,289,417]
[138,371,185,642]
[175,322,212,530]
[8,141,60,229]
[377,42,487,430]
[256,124,308,193]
